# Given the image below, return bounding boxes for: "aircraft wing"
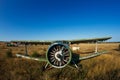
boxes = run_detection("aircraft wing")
[11,37,112,45]
[79,51,108,60]
[16,54,47,62]
[68,37,112,44]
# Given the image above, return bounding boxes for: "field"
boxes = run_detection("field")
[0,43,120,80]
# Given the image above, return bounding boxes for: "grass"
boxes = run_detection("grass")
[0,43,120,80]
[5,49,13,58]
[31,51,41,57]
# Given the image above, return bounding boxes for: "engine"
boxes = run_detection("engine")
[46,41,72,68]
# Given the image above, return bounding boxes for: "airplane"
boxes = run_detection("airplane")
[8,37,112,69]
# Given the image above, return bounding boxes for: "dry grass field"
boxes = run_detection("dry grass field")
[0,43,120,80]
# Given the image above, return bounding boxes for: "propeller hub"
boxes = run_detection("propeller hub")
[55,51,63,61]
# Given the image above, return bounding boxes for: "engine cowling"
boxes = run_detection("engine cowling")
[46,43,72,68]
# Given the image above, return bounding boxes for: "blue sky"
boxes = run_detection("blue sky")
[0,0,120,41]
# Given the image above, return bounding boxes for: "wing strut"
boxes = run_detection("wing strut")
[25,43,28,56]
[95,41,98,53]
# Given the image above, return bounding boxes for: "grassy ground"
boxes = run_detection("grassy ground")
[0,43,120,80]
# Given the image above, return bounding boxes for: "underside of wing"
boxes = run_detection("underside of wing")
[69,37,112,44]
[11,40,52,45]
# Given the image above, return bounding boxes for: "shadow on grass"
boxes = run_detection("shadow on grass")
[113,49,120,51]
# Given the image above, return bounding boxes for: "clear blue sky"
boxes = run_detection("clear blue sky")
[0,0,120,41]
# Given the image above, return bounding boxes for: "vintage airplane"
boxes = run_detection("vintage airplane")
[10,37,112,69]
